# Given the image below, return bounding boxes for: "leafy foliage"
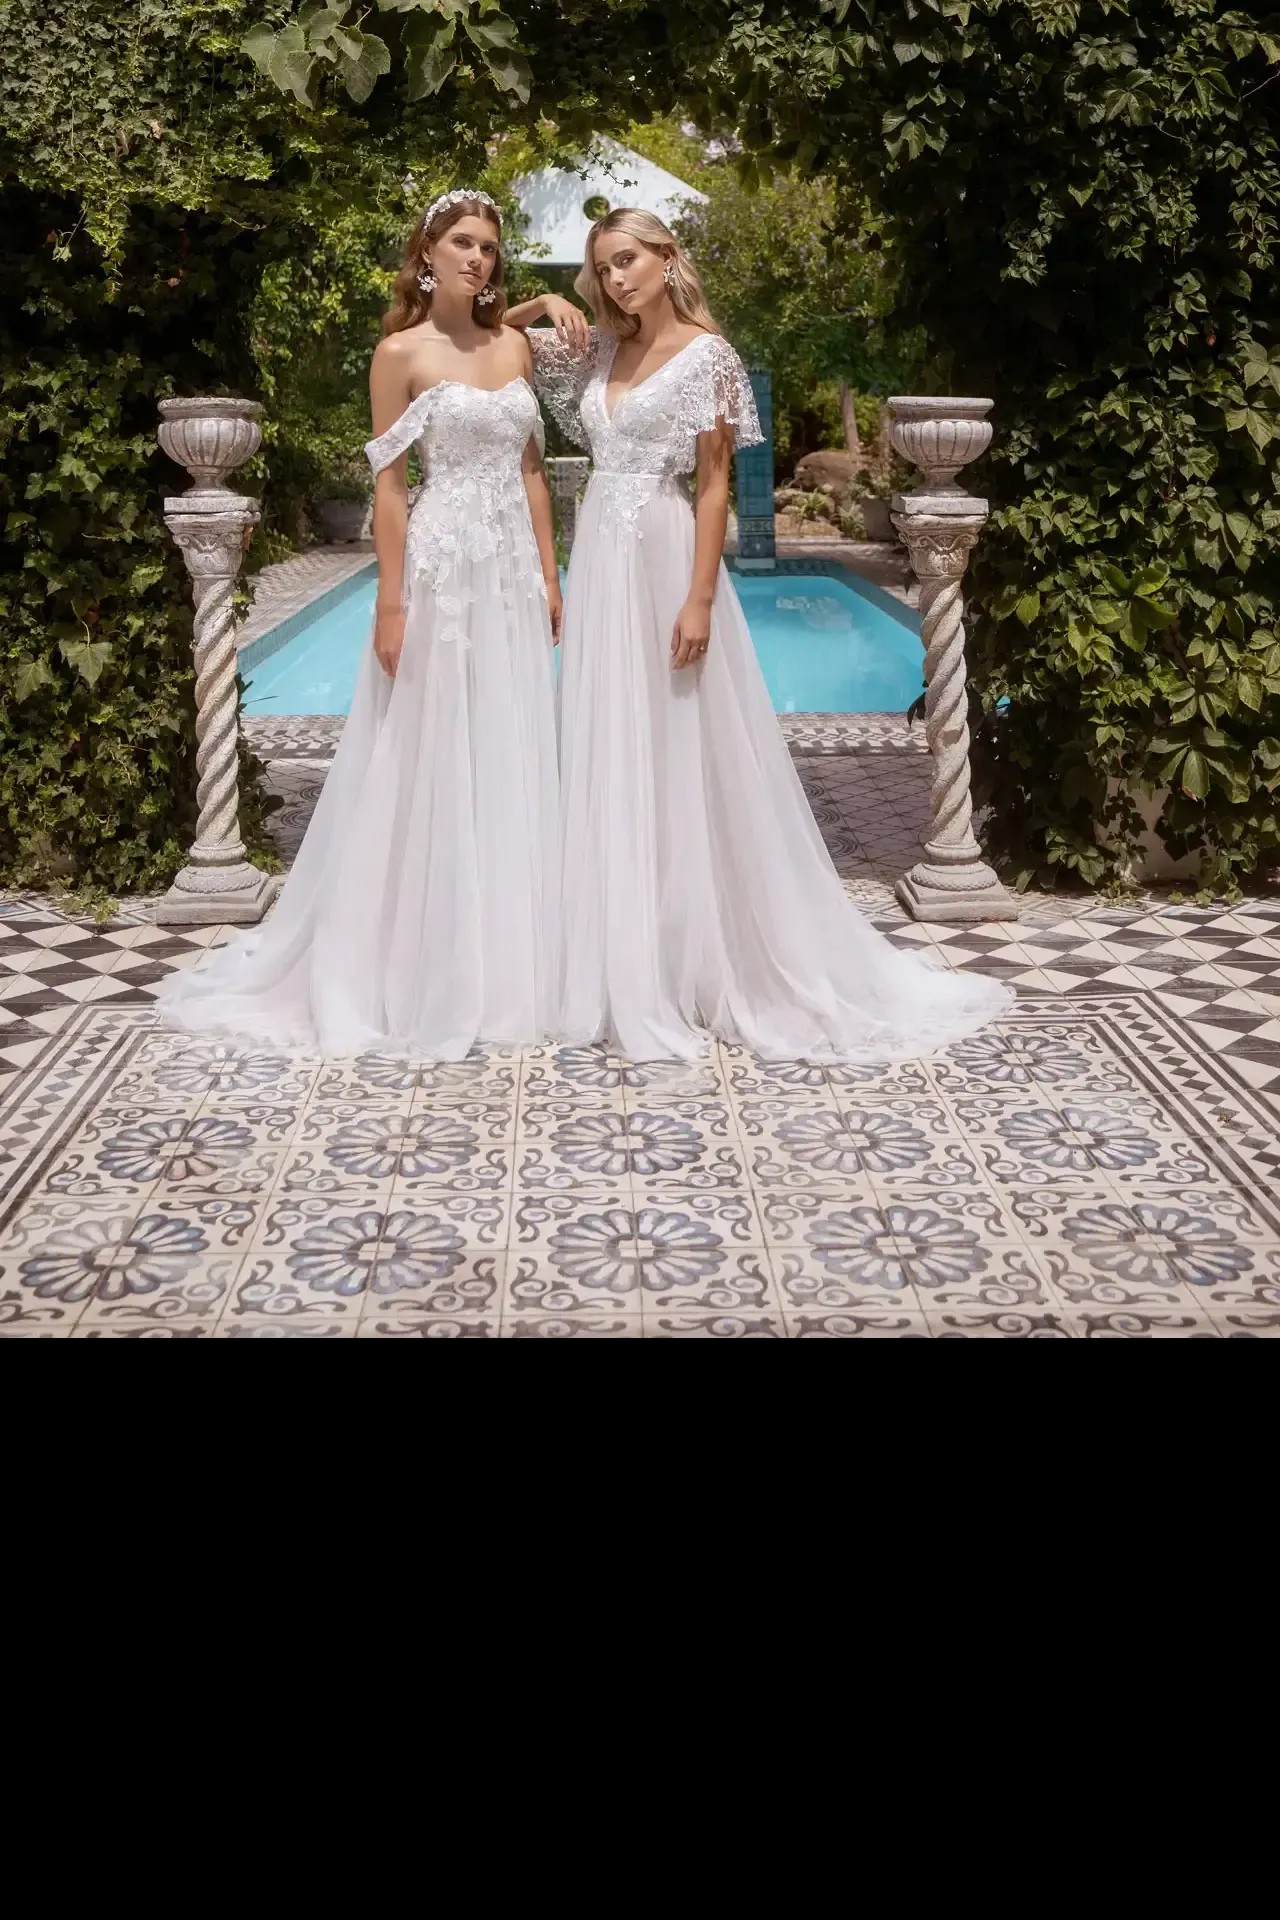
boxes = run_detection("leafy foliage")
[669,0,1280,889]
[0,0,637,892]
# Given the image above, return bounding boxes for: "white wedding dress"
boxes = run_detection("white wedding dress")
[157,377,560,1058]
[530,327,1013,1062]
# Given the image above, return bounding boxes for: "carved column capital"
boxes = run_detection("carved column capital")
[891,509,984,579]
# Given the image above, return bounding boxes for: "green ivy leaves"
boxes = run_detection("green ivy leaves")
[243,4,391,106]
[242,0,530,108]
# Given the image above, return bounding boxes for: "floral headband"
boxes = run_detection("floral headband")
[420,187,500,230]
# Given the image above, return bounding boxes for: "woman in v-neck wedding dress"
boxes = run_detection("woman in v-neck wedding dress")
[512,208,1013,1064]
[157,191,560,1059]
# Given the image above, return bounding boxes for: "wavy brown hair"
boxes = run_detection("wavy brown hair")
[575,207,718,340]
[383,197,507,336]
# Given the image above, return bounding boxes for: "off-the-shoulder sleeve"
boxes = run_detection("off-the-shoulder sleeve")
[364,390,432,476]
[527,327,597,450]
[670,336,764,473]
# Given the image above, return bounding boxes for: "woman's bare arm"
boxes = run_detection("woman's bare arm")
[506,292,591,350]
[368,338,413,676]
[672,423,734,670]
[515,337,563,639]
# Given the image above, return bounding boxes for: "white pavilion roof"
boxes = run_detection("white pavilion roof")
[512,136,707,269]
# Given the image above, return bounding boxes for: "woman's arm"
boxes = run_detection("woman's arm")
[672,423,734,670]
[522,437,562,643]
[368,339,413,678]
[506,292,591,350]
[515,339,562,640]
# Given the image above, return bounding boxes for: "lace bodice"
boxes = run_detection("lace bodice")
[529,330,763,476]
[364,376,543,590]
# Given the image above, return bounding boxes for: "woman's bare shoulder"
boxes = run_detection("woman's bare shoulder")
[372,329,420,366]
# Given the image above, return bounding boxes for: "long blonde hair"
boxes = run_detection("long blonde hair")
[575,207,719,339]
[383,197,507,336]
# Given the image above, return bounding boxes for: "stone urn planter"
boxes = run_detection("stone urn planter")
[889,396,994,493]
[315,495,370,543]
[158,396,262,491]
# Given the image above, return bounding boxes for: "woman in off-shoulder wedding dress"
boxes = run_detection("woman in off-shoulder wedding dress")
[156,374,560,1059]
[524,316,1013,1064]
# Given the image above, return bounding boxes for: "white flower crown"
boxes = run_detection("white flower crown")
[420,187,500,230]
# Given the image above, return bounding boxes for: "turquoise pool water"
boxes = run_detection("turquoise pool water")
[241,564,923,717]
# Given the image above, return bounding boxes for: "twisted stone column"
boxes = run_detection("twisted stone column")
[156,398,278,926]
[547,456,590,556]
[889,398,1019,923]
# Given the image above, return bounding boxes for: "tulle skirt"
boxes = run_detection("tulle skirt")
[556,471,1014,1062]
[156,506,560,1060]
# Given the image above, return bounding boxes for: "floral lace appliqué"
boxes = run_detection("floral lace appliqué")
[363,380,542,594]
[526,329,599,450]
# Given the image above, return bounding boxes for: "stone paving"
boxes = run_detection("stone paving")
[236,545,373,651]
[3,700,1279,1338]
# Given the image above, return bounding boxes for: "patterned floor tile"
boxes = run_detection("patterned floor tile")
[639,1245,779,1317]
[358,1312,502,1338]
[72,1318,216,1338]
[1012,1195,1277,1310]
[73,1252,244,1330]
[214,1314,358,1338]
[784,1308,931,1337]
[6,707,1280,1341]
[516,1104,745,1192]
[1205,1304,1280,1338]
[1064,1308,1221,1338]
[501,1312,643,1338]
[365,1246,511,1318]
[644,1311,787,1337]
[0,1285,86,1334]
[225,1248,364,1322]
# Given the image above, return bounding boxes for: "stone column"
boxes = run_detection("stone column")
[889,397,1020,924]
[546,456,591,556]
[155,397,279,926]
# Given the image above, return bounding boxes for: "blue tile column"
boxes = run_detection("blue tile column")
[734,365,775,570]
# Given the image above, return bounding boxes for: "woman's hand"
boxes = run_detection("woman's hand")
[374,603,405,678]
[542,294,591,351]
[671,595,712,670]
[545,574,563,644]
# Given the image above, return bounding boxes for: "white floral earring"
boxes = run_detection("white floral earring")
[417,261,437,294]
[477,283,497,306]
[664,261,675,287]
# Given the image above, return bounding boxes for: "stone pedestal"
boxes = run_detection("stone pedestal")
[546,456,590,556]
[889,398,1020,924]
[156,398,279,926]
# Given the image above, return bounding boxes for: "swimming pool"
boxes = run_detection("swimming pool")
[240,561,923,717]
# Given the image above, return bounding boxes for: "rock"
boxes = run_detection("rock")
[793,449,858,500]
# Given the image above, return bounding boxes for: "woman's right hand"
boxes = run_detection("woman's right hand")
[374,604,405,678]
[542,294,591,351]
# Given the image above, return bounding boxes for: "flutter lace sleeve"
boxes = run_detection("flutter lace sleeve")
[670,336,764,473]
[364,390,432,476]
[527,327,597,450]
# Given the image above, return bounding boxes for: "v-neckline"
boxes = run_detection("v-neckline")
[601,333,710,425]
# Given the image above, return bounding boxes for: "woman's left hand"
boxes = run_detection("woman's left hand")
[671,596,711,670]
[546,575,563,644]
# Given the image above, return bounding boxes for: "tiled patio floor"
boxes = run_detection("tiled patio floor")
[3,711,1279,1338]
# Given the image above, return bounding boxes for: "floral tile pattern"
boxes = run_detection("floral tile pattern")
[5,704,1280,1335]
